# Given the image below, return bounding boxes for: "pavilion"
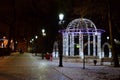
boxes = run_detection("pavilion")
[60,18,105,59]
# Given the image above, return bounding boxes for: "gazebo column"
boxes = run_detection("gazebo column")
[97,33,102,58]
[70,33,74,56]
[62,33,66,56]
[79,33,84,59]
[65,33,69,56]
[53,41,58,58]
[109,48,112,58]
[93,33,96,56]
[70,34,72,56]
[88,34,90,56]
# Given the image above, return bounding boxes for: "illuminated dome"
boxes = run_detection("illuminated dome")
[58,18,105,59]
[59,18,105,34]
[67,18,96,30]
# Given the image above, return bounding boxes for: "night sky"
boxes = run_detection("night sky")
[0,0,120,52]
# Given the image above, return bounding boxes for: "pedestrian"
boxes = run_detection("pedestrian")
[45,52,50,60]
[50,53,53,61]
[93,59,97,66]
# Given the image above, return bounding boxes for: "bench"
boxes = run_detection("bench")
[101,57,113,65]
[63,56,81,62]
[101,57,120,65]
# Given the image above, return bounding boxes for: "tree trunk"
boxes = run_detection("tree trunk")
[108,0,119,67]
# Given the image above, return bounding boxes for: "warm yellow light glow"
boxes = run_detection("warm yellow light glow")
[3,39,8,48]
[3,36,6,39]
[11,40,13,43]
[76,44,80,48]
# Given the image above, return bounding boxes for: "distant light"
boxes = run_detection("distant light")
[107,36,109,40]
[42,33,46,36]
[41,29,46,36]
[114,39,120,44]
[32,38,34,41]
[10,40,13,43]
[3,36,6,39]
[30,40,32,43]
[114,39,117,42]
[15,41,18,44]
[42,29,45,33]
[35,36,38,39]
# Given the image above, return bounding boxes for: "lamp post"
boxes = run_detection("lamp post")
[108,0,119,67]
[41,28,46,59]
[58,13,64,67]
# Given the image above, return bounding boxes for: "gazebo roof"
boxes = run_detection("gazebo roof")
[66,18,96,30]
[59,18,105,34]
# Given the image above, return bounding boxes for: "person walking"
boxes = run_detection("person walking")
[50,53,53,61]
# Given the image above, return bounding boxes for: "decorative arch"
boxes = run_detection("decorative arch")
[102,42,112,58]
[59,18,105,59]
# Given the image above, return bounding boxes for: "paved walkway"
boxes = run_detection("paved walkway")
[0,52,70,80]
[0,52,120,80]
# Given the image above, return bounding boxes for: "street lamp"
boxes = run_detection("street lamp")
[42,29,46,36]
[58,13,64,67]
[108,0,119,67]
[35,35,38,39]
[59,13,64,25]
[59,13,64,21]
[42,29,45,33]
[107,36,109,40]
